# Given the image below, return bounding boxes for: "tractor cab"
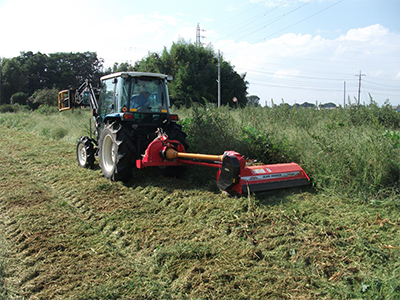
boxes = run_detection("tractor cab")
[58,71,175,131]
[97,72,173,127]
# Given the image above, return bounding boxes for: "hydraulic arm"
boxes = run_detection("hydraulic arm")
[58,80,99,111]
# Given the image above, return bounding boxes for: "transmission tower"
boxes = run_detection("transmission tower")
[196,23,206,45]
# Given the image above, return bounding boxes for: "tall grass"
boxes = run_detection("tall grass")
[0,106,93,144]
[1,104,399,199]
[177,104,400,199]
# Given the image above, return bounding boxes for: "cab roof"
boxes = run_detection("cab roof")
[100,72,168,81]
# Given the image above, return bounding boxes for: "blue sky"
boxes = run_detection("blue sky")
[0,0,399,106]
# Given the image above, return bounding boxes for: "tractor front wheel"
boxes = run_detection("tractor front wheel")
[99,122,136,182]
[76,136,95,168]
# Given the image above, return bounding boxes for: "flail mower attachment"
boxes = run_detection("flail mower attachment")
[215,152,310,195]
[137,135,310,196]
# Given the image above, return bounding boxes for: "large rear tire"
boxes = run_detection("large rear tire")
[76,136,95,168]
[99,122,136,182]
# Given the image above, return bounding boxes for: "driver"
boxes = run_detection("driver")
[130,88,150,109]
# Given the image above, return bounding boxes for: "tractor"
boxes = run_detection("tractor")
[59,72,309,195]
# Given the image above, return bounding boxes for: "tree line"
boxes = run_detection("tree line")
[0,40,250,108]
[0,51,103,107]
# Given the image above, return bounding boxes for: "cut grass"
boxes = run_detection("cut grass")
[0,123,399,299]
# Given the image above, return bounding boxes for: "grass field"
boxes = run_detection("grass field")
[0,105,399,299]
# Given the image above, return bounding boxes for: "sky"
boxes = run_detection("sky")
[0,0,399,107]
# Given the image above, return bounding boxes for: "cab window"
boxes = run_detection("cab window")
[122,77,168,112]
[98,78,116,119]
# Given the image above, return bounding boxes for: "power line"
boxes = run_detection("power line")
[363,79,400,89]
[242,68,350,82]
[257,0,344,43]
[221,0,345,60]
[213,1,266,30]
[230,1,312,43]
[250,81,345,92]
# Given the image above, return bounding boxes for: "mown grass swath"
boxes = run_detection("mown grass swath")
[0,104,399,299]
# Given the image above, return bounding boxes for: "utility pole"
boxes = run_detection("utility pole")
[0,57,2,106]
[355,70,366,108]
[217,50,221,108]
[343,81,346,108]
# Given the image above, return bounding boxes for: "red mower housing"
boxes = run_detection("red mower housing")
[216,151,310,195]
[136,135,310,195]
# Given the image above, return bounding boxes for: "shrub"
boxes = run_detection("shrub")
[181,104,288,162]
[10,92,28,105]
[384,130,400,148]
[29,88,59,107]
[0,104,19,113]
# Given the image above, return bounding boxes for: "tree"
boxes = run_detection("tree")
[106,62,135,73]
[46,51,104,89]
[17,51,48,93]
[1,57,27,104]
[0,51,104,105]
[134,40,248,107]
[0,57,7,105]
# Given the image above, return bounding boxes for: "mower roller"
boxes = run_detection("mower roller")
[137,133,310,195]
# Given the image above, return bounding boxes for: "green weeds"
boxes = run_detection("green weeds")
[179,104,400,199]
[384,130,400,148]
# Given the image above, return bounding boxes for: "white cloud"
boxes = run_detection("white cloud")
[219,24,400,106]
[0,0,183,64]
[148,13,178,26]
[339,24,389,42]
[0,0,104,56]
[175,26,196,42]
[273,33,313,46]
[227,4,245,12]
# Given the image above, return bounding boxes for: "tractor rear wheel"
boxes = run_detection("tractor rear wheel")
[76,136,95,168]
[99,122,136,182]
